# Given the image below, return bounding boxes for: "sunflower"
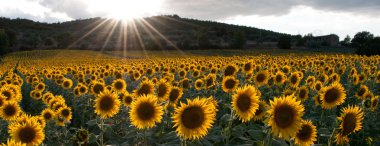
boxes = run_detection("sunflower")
[35,83,45,92]
[337,105,364,136]
[231,85,260,122]
[0,95,5,107]
[254,70,270,87]
[224,64,238,76]
[94,90,121,119]
[168,87,183,106]
[297,86,309,101]
[0,87,15,101]
[205,74,216,89]
[133,80,155,97]
[274,71,286,86]
[172,98,216,140]
[253,100,269,121]
[129,94,163,129]
[267,95,304,140]
[335,133,349,145]
[319,82,346,109]
[242,62,253,74]
[91,82,105,95]
[1,139,26,146]
[371,96,379,111]
[0,101,21,121]
[112,79,127,92]
[62,79,73,89]
[41,108,55,121]
[222,76,239,93]
[194,79,204,91]
[294,120,317,146]
[376,71,380,83]
[305,76,316,87]
[121,92,134,107]
[57,106,72,121]
[156,80,171,101]
[289,72,301,88]
[180,78,191,89]
[313,81,323,92]
[355,85,368,100]
[8,118,45,146]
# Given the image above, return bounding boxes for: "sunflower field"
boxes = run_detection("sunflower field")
[0,50,380,146]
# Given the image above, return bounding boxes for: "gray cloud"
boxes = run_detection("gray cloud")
[39,0,92,19]
[162,0,380,20]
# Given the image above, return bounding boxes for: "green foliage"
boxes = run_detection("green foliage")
[230,31,246,49]
[352,31,374,48]
[356,37,380,56]
[0,29,9,56]
[277,35,292,49]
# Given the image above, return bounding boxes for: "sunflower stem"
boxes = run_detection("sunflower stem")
[99,118,105,146]
[328,128,336,146]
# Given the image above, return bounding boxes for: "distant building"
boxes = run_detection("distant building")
[307,34,340,47]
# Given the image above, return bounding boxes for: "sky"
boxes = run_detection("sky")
[1,0,380,39]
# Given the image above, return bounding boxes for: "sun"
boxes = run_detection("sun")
[89,0,164,20]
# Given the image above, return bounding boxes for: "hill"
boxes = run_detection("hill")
[0,15,293,51]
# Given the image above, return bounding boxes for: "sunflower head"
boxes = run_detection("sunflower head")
[222,76,239,93]
[62,79,73,89]
[194,79,204,91]
[168,87,183,106]
[297,86,309,101]
[295,120,317,146]
[232,85,260,122]
[254,70,270,87]
[133,80,155,97]
[94,90,121,119]
[8,118,45,146]
[0,101,21,121]
[224,64,238,76]
[274,71,286,85]
[289,72,301,88]
[129,94,163,129]
[337,105,364,136]
[41,108,55,121]
[1,139,26,146]
[319,82,346,109]
[267,95,305,140]
[253,100,269,121]
[91,82,105,95]
[112,79,127,92]
[156,80,171,101]
[172,97,216,140]
[355,85,368,100]
[122,92,134,107]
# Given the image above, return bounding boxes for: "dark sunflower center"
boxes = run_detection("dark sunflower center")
[358,88,366,96]
[299,89,307,99]
[93,84,104,94]
[244,63,251,72]
[169,89,180,102]
[324,88,340,103]
[296,124,312,141]
[137,102,155,120]
[315,84,322,91]
[255,104,265,115]
[290,75,298,84]
[196,81,202,88]
[18,127,36,143]
[4,105,16,116]
[236,93,251,112]
[2,91,11,98]
[44,113,52,120]
[137,84,152,96]
[182,80,190,89]
[124,96,132,104]
[181,106,205,129]
[114,82,124,90]
[342,113,356,136]
[206,78,214,87]
[99,96,114,111]
[61,109,70,117]
[63,81,70,87]
[224,79,237,90]
[224,66,236,76]
[37,85,44,90]
[373,99,378,107]
[275,75,283,83]
[274,104,295,128]
[157,84,167,97]
[80,87,87,93]
[256,73,266,83]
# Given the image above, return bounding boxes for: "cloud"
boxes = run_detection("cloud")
[39,0,92,19]
[162,0,380,20]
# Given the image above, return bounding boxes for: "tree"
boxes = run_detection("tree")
[277,35,292,49]
[352,31,374,48]
[197,28,210,49]
[356,37,380,56]
[341,35,351,47]
[0,29,9,56]
[231,31,246,49]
